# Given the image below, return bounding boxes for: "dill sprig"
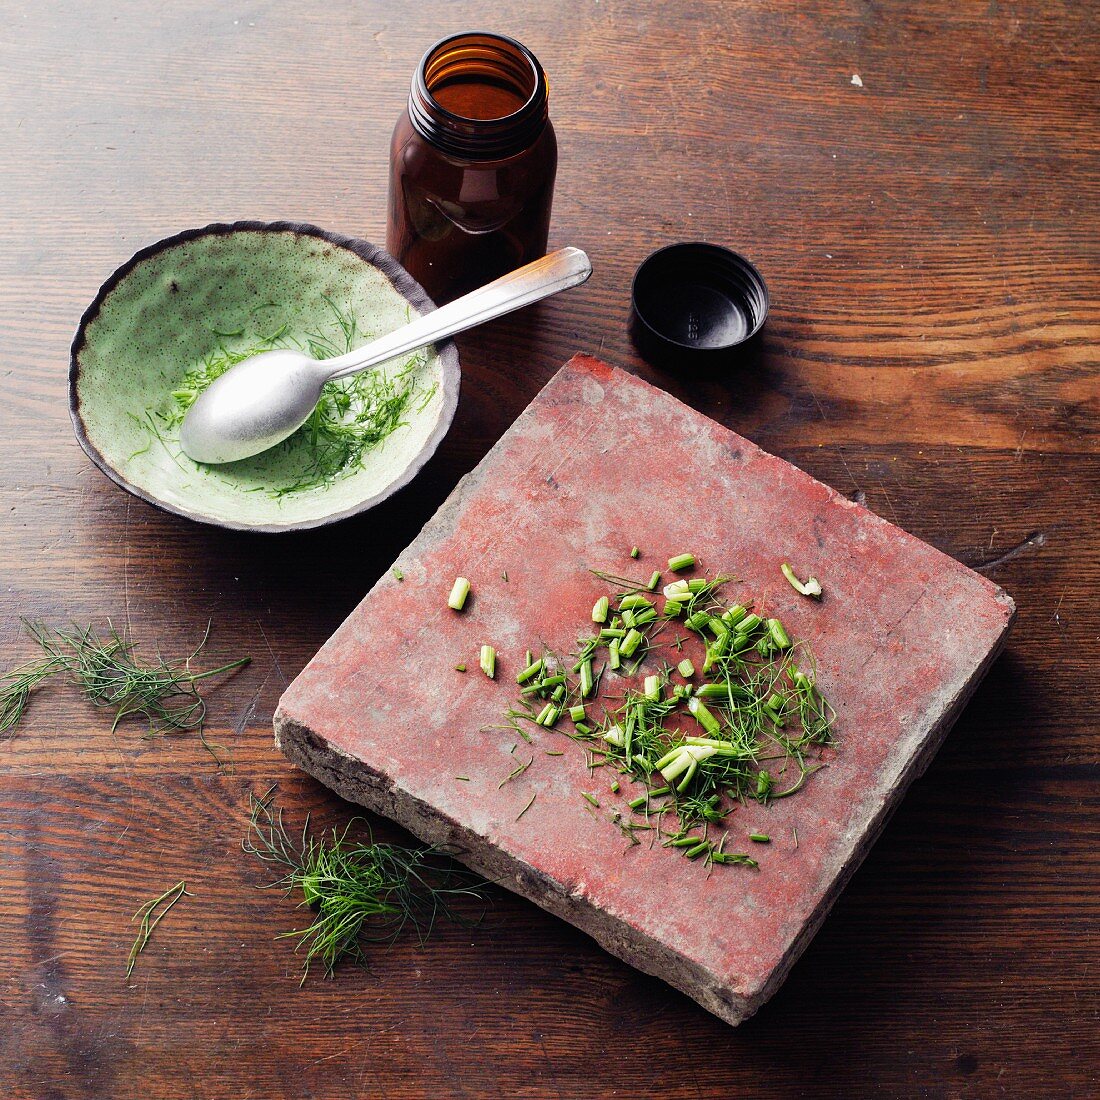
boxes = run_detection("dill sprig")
[243,788,487,982]
[125,881,191,978]
[0,619,249,762]
[160,299,436,498]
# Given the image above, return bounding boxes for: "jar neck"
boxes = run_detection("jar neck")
[408,32,548,161]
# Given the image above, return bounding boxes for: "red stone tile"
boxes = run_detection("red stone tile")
[275,353,1015,1025]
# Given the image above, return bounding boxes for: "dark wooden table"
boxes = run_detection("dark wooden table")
[1,2,1096,1096]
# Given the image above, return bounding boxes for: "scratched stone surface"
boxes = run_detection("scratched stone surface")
[274,353,1016,1025]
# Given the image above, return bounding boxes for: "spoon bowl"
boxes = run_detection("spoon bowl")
[179,349,330,464]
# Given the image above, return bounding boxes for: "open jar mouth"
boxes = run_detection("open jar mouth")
[410,31,549,159]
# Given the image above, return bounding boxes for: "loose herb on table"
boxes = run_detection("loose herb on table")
[0,619,249,762]
[126,881,191,978]
[243,788,487,981]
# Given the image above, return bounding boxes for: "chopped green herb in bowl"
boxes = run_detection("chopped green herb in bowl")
[70,221,460,531]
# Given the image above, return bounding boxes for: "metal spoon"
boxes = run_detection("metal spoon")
[179,246,592,465]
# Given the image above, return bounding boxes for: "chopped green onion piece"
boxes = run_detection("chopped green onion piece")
[685,610,711,632]
[447,576,471,611]
[643,674,661,701]
[695,682,728,699]
[621,609,636,628]
[516,658,544,684]
[551,685,565,703]
[608,637,621,670]
[687,697,721,735]
[663,580,691,599]
[610,780,620,794]
[685,840,711,859]
[479,645,496,679]
[454,664,466,672]
[677,658,695,678]
[455,775,470,781]
[525,650,533,667]
[619,593,653,611]
[619,628,643,658]
[592,596,609,624]
[749,833,771,843]
[707,616,729,638]
[630,546,640,559]
[603,725,625,747]
[669,835,703,848]
[598,627,626,640]
[767,617,792,649]
[631,607,657,627]
[569,704,586,722]
[781,562,823,599]
[575,722,592,735]
[627,794,648,810]
[582,792,600,808]
[538,674,566,688]
[686,578,709,593]
[663,600,683,617]
[668,553,696,572]
[646,570,661,591]
[735,613,762,634]
[535,702,554,725]
[391,567,404,581]
[579,659,595,699]
[722,604,748,626]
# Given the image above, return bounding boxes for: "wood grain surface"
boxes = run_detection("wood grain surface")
[0,1,1096,1097]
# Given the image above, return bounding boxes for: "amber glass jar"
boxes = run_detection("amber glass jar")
[387,32,557,302]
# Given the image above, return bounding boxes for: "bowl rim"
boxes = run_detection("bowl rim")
[69,219,461,533]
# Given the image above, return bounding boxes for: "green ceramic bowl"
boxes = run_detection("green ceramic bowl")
[69,221,460,532]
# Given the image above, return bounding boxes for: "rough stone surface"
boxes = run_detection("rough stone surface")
[274,354,1016,1026]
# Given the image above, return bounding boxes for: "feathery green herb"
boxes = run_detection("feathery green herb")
[126,881,190,978]
[243,788,486,981]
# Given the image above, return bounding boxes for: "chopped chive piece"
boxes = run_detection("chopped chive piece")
[620,629,643,658]
[598,627,626,640]
[592,596,610,624]
[582,792,600,808]
[707,616,729,638]
[767,618,792,649]
[735,613,762,634]
[447,576,471,611]
[610,780,620,794]
[627,794,648,810]
[687,697,721,735]
[670,835,703,848]
[619,593,653,611]
[516,792,536,820]
[711,852,758,867]
[646,570,661,591]
[525,649,533,667]
[479,645,496,679]
[644,674,661,701]
[677,658,695,678]
[685,610,711,631]
[516,658,544,684]
[749,833,771,843]
[455,664,467,672]
[574,722,592,735]
[579,659,595,698]
[781,562,823,599]
[685,840,711,859]
[608,637,621,670]
[630,546,640,559]
[551,685,565,703]
[391,567,404,581]
[668,553,696,572]
[569,704,586,722]
[455,775,470,781]
[537,675,566,689]
[545,749,565,756]
[631,607,657,626]
[722,604,748,626]
[663,600,683,617]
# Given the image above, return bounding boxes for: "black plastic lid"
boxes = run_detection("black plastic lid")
[630,242,769,367]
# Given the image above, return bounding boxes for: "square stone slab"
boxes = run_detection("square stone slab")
[275,354,1015,1025]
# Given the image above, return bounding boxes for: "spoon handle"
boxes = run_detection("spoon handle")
[324,247,592,381]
